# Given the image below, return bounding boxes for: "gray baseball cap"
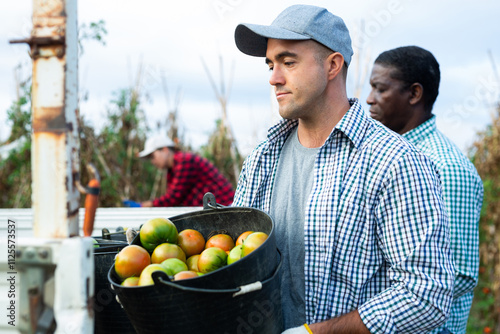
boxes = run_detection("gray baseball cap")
[235,5,353,66]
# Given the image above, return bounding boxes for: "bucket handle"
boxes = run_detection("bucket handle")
[152,249,282,298]
[203,192,226,210]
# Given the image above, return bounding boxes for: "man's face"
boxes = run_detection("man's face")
[367,63,412,134]
[265,39,329,120]
[149,148,170,170]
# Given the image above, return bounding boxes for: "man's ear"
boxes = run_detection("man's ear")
[409,83,424,105]
[327,52,345,81]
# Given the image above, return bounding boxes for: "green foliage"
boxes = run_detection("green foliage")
[469,103,500,333]
[200,118,243,189]
[0,72,32,208]
[78,19,107,54]
[78,87,157,207]
[0,139,31,208]
[6,74,31,142]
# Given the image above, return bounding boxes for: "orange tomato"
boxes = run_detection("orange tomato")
[114,245,151,280]
[178,229,206,257]
[235,231,253,246]
[205,234,235,252]
[173,271,199,281]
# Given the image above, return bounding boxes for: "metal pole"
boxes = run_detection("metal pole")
[9,1,94,333]
[30,0,80,238]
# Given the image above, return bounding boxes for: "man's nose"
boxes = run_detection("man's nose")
[366,89,375,105]
[269,66,285,86]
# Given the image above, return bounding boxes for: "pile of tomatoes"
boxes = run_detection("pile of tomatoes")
[114,217,268,287]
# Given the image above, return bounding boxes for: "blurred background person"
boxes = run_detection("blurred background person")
[138,134,235,207]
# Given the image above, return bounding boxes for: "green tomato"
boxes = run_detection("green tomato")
[140,218,178,253]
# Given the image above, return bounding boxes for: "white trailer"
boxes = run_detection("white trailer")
[2,1,198,333]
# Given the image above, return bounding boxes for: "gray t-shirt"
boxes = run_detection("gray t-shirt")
[270,127,319,329]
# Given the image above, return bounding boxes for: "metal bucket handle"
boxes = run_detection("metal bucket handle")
[151,249,282,298]
[203,192,226,210]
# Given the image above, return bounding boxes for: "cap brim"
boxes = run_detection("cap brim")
[235,23,310,57]
[138,149,154,158]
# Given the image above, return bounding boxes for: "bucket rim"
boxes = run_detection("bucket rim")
[168,205,275,229]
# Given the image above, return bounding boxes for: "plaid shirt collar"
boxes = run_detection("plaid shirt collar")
[403,114,437,145]
[266,98,367,151]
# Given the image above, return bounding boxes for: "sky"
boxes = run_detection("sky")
[1,0,499,156]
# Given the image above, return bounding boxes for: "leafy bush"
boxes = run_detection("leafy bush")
[468,104,500,333]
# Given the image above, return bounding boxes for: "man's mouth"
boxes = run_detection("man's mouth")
[276,91,290,100]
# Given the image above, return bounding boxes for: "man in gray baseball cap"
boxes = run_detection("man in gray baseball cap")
[231,4,454,334]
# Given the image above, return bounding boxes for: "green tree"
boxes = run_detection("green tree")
[200,118,243,188]
[199,56,243,188]
[0,67,32,208]
[79,85,157,207]
[0,20,107,208]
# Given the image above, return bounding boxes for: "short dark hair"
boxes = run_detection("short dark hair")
[375,46,440,112]
[311,41,348,80]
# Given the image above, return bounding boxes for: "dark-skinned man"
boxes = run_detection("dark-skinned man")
[367,45,484,334]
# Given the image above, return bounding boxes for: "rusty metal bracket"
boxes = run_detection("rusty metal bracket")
[9,36,65,58]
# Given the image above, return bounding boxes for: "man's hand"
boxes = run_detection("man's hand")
[308,310,371,334]
[140,200,153,207]
[282,324,311,334]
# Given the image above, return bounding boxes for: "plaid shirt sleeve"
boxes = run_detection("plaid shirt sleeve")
[404,117,484,334]
[358,151,455,333]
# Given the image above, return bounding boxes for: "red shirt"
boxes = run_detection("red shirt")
[153,151,235,207]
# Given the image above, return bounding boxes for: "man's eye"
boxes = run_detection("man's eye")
[284,62,294,66]
[268,66,274,72]
[371,85,385,93]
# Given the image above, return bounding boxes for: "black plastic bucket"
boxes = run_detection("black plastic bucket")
[94,237,136,333]
[108,205,283,334]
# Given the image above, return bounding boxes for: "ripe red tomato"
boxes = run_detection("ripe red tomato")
[140,217,178,252]
[205,234,235,252]
[114,245,151,280]
[178,229,205,257]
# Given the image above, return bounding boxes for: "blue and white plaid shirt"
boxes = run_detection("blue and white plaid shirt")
[403,116,483,334]
[233,99,455,333]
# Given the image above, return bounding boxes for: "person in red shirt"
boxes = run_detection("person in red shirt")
[138,134,235,207]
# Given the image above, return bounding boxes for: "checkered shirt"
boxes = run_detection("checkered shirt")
[403,116,483,334]
[153,151,235,207]
[232,99,455,333]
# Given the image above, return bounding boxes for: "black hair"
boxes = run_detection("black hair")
[375,46,440,112]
